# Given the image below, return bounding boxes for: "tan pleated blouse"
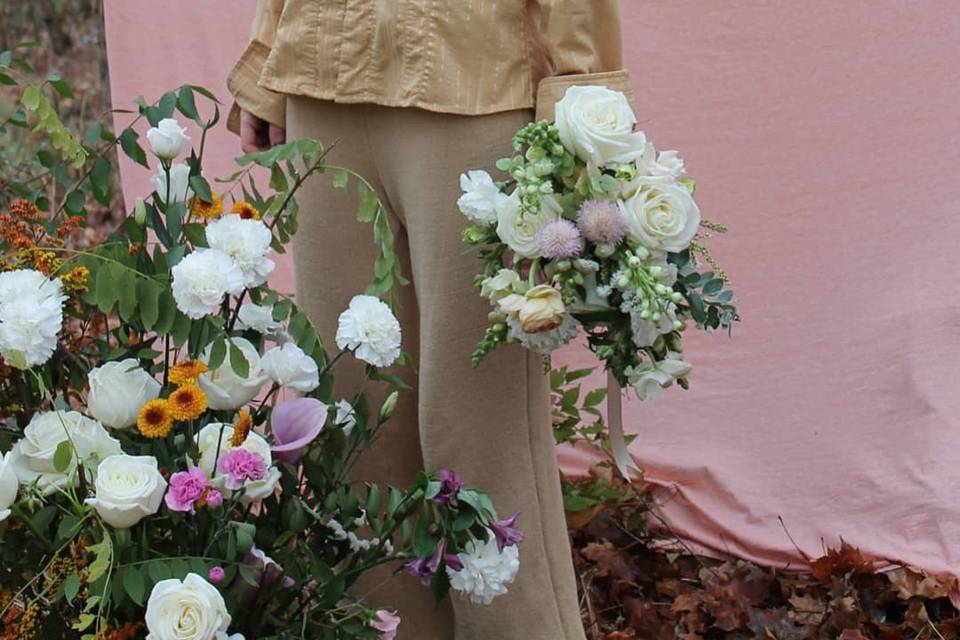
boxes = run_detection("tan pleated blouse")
[227,0,633,130]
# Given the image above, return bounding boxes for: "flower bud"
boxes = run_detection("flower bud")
[671,291,684,303]
[378,391,400,423]
[635,246,650,260]
[672,319,684,331]
[572,273,584,285]
[556,260,572,272]
[667,333,684,352]
[639,309,651,320]
[133,197,147,225]
[648,265,662,277]
[488,310,507,323]
[594,243,615,259]
[651,312,662,322]
[627,255,641,267]
[462,227,486,244]
[616,275,630,289]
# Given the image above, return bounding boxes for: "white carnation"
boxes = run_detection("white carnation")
[171,249,245,319]
[260,343,319,393]
[151,162,193,204]
[507,314,579,355]
[335,295,402,368]
[204,214,275,288]
[235,303,283,335]
[457,170,505,225]
[447,536,520,605]
[0,269,66,367]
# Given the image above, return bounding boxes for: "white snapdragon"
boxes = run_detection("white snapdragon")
[171,249,245,319]
[333,399,357,435]
[235,303,283,335]
[625,354,692,401]
[0,269,66,368]
[86,359,161,429]
[335,295,402,368]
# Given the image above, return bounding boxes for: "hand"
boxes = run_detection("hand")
[239,109,286,153]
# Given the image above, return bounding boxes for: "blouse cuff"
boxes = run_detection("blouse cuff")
[226,40,286,135]
[534,69,634,122]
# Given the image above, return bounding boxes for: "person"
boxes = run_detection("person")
[227,2,632,638]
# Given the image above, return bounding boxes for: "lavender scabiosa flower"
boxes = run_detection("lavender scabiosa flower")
[577,199,626,245]
[433,468,463,504]
[489,512,524,551]
[537,219,583,259]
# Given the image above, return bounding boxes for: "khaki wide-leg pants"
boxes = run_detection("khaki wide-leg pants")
[287,97,585,640]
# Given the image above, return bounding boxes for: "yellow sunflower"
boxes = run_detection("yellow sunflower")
[138,399,174,438]
[168,384,208,421]
[231,200,261,220]
[169,360,209,386]
[191,193,224,221]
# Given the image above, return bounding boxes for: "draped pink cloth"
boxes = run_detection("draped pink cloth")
[105,1,960,577]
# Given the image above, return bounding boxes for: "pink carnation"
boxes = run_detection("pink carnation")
[537,219,583,259]
[217,448,267,490]
[165,468,212,514]
[577,199,626,245]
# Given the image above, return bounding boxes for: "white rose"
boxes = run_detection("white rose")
[0,452,18,522]
[480,269,522,302]
[554,85,647,167]
[618,181,700,252]
[457,170,506,225]
[146,118,190,161]
[260,343,319,393]
[204,215,275,288]
[198,337,268,411]
[495,192,561,259]
[85,454,166,529]
[145,573,232,640]
[196,424,281,503]
[151,162,193,204]
[6,411,122,494]
[335,295,402,368]
[171,249,246,319]
[236,303,283,335]
[0,269,66,368]
[86,359,161,429]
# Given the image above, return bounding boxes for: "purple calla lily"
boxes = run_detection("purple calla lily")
[270,397,328,463]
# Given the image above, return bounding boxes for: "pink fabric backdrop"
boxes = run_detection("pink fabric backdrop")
[104,1,960,577]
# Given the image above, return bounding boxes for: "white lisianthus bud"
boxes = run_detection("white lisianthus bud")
[151,162,193,205]
[146,118,190,161]
[260,343,320,393]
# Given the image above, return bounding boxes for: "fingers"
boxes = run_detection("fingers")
[240,111,266,154]
[268,124,286,147]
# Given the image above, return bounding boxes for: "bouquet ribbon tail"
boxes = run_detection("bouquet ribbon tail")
[607,371,637,479]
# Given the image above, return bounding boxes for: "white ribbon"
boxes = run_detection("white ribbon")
[607,371,638,479]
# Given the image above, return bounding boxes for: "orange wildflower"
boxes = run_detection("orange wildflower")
[231,200,261,220]
[191,193,224,221]
[169,360,209,386]
[168,384,208,421]
[138,399,174,438]
[230,409,253,447]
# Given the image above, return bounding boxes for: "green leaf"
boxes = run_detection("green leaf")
[138,279,160,330]
[64,189,85,215]
[332,169,349,189]
[238,564,260,587]
[171,312,192,348]
[47,72,73,98]
[182,222,208,248]
[122,567,146,606]
[702,278,724,296]
[229,341,250,378]
[117,271,138,321]
[21,84,40,110]
[189,174,213,203]
[53,440,73,473]
[119,128,149,168]
[63,572,81,603]
[177,85,202,125]
[207,337,227,371]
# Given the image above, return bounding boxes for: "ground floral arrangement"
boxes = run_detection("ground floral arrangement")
[0,44,521,639]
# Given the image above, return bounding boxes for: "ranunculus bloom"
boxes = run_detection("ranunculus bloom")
[145,573,232,640]
[489,512,524,552]
[371,610,401,640]
[86,359,161,429]
[498,284,566,334]
[85,454,167,529]
[0,451,18,522]
[270,397,327,463]
[479,268,521,302]
[260,343,319,393]
[208,566,225,584]
[217,449,267,490]
[433,468,463,504]
[554,85,647,167]
[146,117,189,161]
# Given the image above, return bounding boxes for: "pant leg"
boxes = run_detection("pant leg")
[285,97,455,639]
[368,105,587,640]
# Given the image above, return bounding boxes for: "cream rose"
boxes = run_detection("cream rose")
[618,181,700,253]
[86,359,161,429]
[498,284,566,333]
[195,424,281,504]
[554,85,647,167]
[480,269,522,302]
[0,452,18,522]
[146,118,190,161]
[7,411,121,494]
[198,338,268,411]
[85,454,166,528]
[495,192,560,259]
[145,573,232,640]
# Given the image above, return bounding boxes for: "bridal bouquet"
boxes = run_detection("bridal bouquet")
[1,48,518,640]
[458,85,737,404]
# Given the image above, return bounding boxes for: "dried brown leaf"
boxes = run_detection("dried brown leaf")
[887,566,957,600]
[811,541,874,582]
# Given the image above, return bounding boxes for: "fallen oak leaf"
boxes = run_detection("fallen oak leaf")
[811,541,874,583]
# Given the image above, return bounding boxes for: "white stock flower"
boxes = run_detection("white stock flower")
[0,452,17,522]
[625,354,692,401]
[198,337,268,411]
[480,269,522,302]
[145,573,232,640]
[554,85,647,167]
[146,118,190,161]
[85,454,166,529]
[0,269,66,367]
[495,191,561,259]
[151,162,193,204]
[171,249,245,319]
[204,215,275,288]
[447,536,520,605]
[506,313,579,355]
[334,399,357,435]
[630,303,678,348]
[618,181,700,253]
[261,343,319,393]
[335,295,402,368]
[6,411,121,494]
[86,359,161,429]
[457,170,505,225]
[236,303,283,335]
[195,424,280,504]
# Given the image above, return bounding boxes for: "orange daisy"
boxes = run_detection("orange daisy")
[230,409,253,447]
[168,384,208,421]
[138,399,174,438]
[230,201,261,220]
[169,360,209,386]
[191,193,224,221]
